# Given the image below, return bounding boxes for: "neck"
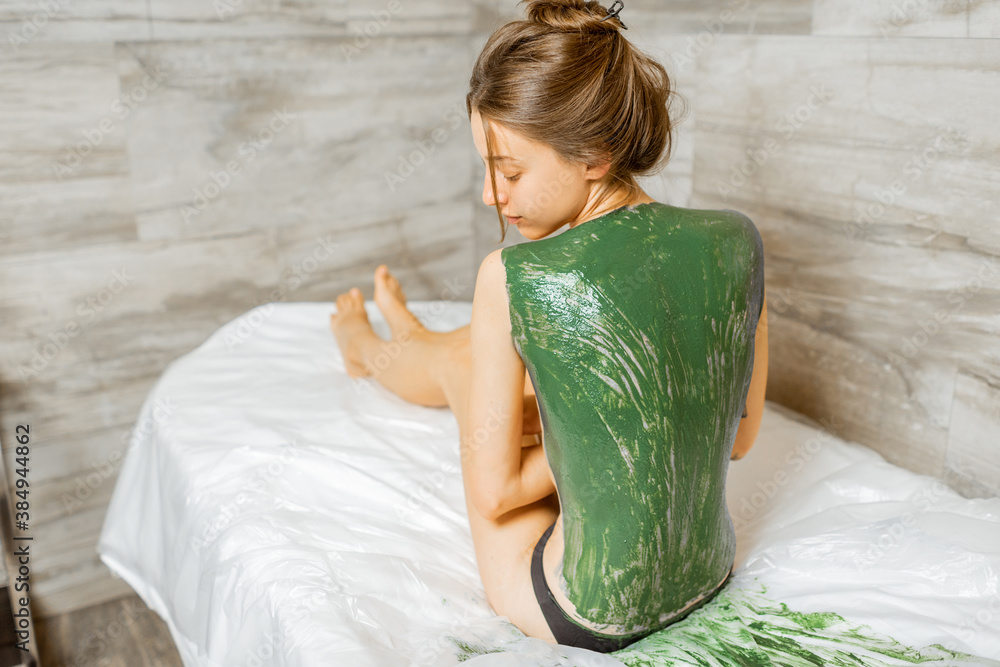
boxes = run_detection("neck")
[569,187,656,229]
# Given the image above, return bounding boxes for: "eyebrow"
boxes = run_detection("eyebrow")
[483,155,520,164]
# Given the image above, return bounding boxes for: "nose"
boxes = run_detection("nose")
[482,171,508,207]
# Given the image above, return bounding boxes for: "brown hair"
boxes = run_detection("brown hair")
[466,0,684,242]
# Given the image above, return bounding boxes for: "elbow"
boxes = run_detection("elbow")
[470,482,509,522]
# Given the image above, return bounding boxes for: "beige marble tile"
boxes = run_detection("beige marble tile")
[29,506,133,618]
[146,0,470,41]
[632,35,699,209]
[33,460,121,525]
[690,35,1000,490]
[0,0,148,47]
[944,372,1000,498]
[969,0,1000,37]
[0,42,136,256]
[147,0,347,40]
[273,198,476,304]
[478,0,813,35]
[813,0,970,37]
[120,37,472,243]
[611,0,813,35]
[0,233,279,437]
[766,311,954,477]
[13,424,132,489]
[347,0,471,35]
[693,35,1000,267]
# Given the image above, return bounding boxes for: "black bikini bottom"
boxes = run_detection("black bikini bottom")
[529,520,732,653]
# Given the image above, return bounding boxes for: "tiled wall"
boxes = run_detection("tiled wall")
[623,1,1000,503]
[1,0,485,618]
[1,0,998,618]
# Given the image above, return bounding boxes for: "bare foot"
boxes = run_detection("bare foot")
[329,287,378,378]
[374,264,425,340]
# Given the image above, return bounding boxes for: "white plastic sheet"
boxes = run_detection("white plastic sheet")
[98,302,1000,666]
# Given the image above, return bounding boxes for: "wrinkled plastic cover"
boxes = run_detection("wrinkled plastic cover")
[98,302,1000,666]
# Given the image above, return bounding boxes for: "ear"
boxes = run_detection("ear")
[583,158,612,182]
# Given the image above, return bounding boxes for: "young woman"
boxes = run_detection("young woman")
[329,0,768,653]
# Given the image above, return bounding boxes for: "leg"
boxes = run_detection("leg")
[328,265,466,407]
[438,339,559,643]
[329,265,543,429]
[329,266,558,642]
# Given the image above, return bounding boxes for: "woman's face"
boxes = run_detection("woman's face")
[470,109,609,240]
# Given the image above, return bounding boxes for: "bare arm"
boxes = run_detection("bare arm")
[464,250,557,520]
[732,292,768,460]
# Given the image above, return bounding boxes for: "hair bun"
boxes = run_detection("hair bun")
[522,0,623,33]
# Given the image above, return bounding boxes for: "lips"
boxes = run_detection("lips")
[506,216,521,225]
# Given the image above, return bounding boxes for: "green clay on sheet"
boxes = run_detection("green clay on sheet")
[501,202,765,633]
[446,637,507,662]
[443,584,995,665]
[611,582,996,666]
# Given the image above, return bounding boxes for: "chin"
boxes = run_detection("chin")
[516,223,560,241]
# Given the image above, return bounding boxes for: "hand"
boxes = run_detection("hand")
[522,394,542,435]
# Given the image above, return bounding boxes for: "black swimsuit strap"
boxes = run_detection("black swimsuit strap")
[530,521,650,653]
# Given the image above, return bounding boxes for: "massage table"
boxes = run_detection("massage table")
[98,300,1000,666]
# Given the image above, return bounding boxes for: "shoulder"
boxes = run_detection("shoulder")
[642,203,755,233]
[716,209,764,253]
[473,249,510,323]
[677,206,762,247]
[476,248,508,290]
[670,205,756,228]
[717,208,760,237]
[471,249,520,358]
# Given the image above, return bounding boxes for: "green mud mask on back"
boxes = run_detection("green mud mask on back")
[501,202,765,635]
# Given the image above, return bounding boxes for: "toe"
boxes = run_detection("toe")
[374,265,390,293]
